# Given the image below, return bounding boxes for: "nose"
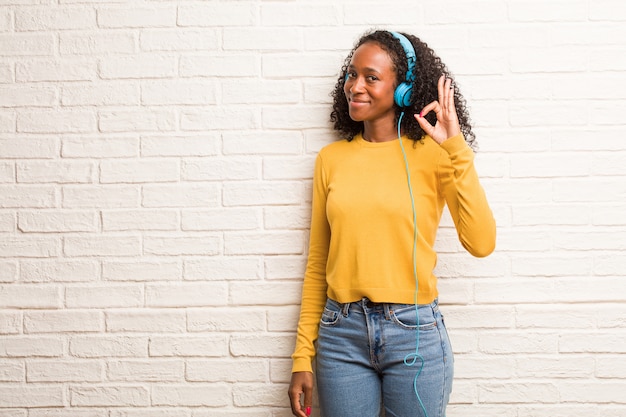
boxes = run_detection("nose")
[348,75,365,93]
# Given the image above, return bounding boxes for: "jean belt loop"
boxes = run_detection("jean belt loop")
[341,301,350,317]
[383,303,391,320]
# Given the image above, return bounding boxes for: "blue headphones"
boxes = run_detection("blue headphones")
[390,31,417,108]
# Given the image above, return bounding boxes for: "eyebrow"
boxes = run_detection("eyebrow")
[347,65,382,74]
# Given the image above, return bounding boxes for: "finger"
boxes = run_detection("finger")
[414,112,435,137]
[303,384,313,416]
[443,77,452,111]
[417,100,439,119]
[437,74,445,106]
[288,390,306,417]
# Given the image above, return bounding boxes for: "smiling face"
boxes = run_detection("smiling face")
[344,41,397,130]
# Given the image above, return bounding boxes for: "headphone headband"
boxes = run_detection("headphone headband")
[390,31,416,108]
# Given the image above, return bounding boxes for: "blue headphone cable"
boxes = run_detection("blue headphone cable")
[396,111,429,416]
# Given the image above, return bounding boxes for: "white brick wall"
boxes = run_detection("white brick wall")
[0,0,625,415]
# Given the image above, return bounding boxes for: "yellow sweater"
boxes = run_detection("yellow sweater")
[292,132,496,373]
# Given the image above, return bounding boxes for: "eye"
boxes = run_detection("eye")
[366,75,379,82]
[346,71,356,80]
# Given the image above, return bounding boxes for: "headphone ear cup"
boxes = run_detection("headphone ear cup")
[394,82,413,108]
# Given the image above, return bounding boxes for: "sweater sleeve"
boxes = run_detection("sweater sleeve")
[438,134,496,258]
[291,153,330,373]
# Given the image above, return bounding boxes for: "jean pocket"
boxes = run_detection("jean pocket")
[390,305,437,330]
[319,301,343,327]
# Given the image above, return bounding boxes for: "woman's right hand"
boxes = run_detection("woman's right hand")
[288,371,314,416]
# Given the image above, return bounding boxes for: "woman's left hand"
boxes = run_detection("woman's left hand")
[414,75,461,144]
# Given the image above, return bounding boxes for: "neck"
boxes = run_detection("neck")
[362,119,399,143]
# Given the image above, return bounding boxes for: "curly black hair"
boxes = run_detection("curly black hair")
[330,29,476,150]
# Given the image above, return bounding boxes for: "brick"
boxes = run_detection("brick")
[180,107,259,131]
[21,260,98,283]
[183,257,261,281]
[0,310,22,336]
[17,161,94,184]
[222,79,301,104]
[596,355,626,378]
[149,335,229,357]
[152,384,230,407]
[515,355,594,378]
[110,410,188,417]
[0,386,64,407]
[178,3,255,27]
[509,0,588,22]
[30,410,105,417]
[0,337,64,358]
[0,34,55,56]
[70,336,148,358]
[232,383,289,407]
[0,85,56,107]
[105,310,186,333]
[225,231,304,256]
[140,29,218,52]
[102,209,179,231]
[223,181,303,206]
[145,282,228,307]
[263,157,315,180]
[62,185,140,208]
[70,386,149,407]
[0,137,59,158]
[560,332,626,353]
[229,281,303,306]
[16,58,95,82]
[141,80,217,105]
[344,2,422,25]
[0,359,24,382]
[99,110,176,133]
[0,237,60,257]
[62,136,138,158]
[143,235,221,256]
[266,306,300,332]
[262,105,330,129]
[142,184,219,208]
[187,307,265,332]
[230,334,294,358]
[0,285,61,309]
[264,256,306,280]
[27,360,103,382]
[64,236,141,257]
[263,54,339,78]
[179,54,257,77]
[0,261,17,282]
[16,7,95,31]
[0,111,15,132]
[186,358,267,382]
[224,27,299,51]
[222,131,302,155]
[478,382,559,404]
[61,81,139,106]
[66,284,143,308]
[18,211,98,233]
[60,32,135,55]
[99,54,177,79]
[24,310,102,333]
[17,110,96,133]
[97,6,176,28]
[181,208,260,231]
[107,360,183,382]
[480,332,559,354]
[181,158,259,181]
[100,159,179,183]
[0,211,15,231]
[103,260,182,282]
[559,381,626,404]
[140,134,219,157]
[261,3,339,26]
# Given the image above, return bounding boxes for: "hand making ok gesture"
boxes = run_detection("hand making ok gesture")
[415,75,462,145]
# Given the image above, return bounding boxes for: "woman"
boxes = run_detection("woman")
[288,29,496,417]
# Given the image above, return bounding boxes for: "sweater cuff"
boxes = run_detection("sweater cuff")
[292,357,313,373]
[439,132,469,155]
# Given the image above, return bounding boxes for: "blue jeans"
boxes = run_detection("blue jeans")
[315,298,453,417]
